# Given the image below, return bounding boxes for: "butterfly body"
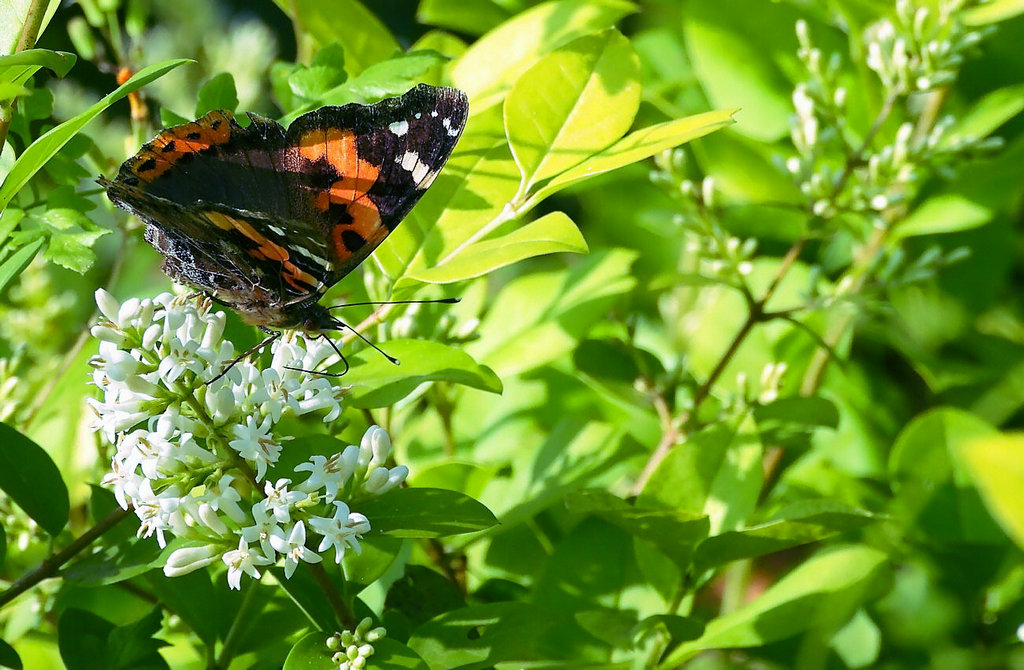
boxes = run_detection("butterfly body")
[101,84,469,332]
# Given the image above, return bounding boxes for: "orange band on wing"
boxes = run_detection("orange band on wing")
[132,111,233,182]
[204,211,319,291]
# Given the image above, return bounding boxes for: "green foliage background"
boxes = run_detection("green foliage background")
[1,0,1024,668]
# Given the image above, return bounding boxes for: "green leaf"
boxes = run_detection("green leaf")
[195,72,238,116]
[468,249,638,376]
[407,211,587,284]
[320,51,447,106]
[753,395,840,429]
[356,487,498,538]
[949,83,1024,143]
[0,637,20,670]
[693,501,879,572]
[0,58,191,212]
[107,608,170,669]
[286,633,428,670]
[272,0,398,76]
[682,0,798,142]
[960,433,1024,549]
[342,339,502,408]
[44,229,106,272]
[832,610,881,669]
[58,609,114,670]
[58,608,168,670]
[273,563,340,632]
[524,109,735,208]
[408,602,558,669]
[384,129,522,292]
[385,565,467,630]
[964,0,1024,24]
[0,523,6,567]
[0,1,61,57]
[505,30,641,193]
[0,48,75,85]
[159,108,189,127]
[36,207,109,272]
[666,546,890,664]
[450,0,636,111]
[0,422,69,536]
[889,407,1005,544]
[0,237,44,293]
[566,490,710,566]
[640,417,763,535]
[893,194,994,239]
[287,42,347,102]
[341,534,404,593]
[417,0,513,36]
[634,614,705,647]
[574,608,637,649]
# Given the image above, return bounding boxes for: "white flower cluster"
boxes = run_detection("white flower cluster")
[89,290,409,589]
[784,9,997,224]
[864,0,986,93]
[327,618,386,670]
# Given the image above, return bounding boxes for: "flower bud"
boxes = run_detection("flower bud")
[164,544,222,577]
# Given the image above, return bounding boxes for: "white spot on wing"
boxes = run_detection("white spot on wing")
[399,151,419,172]
[417,169,439,190]
[411,161,430,182]
[430,110,438,117]
[442,117,460,137]
[266,224,285,236]
[292,243,331,269]
[414,112,422,119]
[389,120,409,136]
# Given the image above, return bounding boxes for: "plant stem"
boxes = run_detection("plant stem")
[307,561,357,629]
[632,237,806,493]
[215,581,262,669]
[0,0,49,150]
[0,507,131,607]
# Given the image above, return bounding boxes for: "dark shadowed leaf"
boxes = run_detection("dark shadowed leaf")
[0,422,69,536]
[356,488,497,538]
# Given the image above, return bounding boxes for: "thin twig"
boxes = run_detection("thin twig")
[0,507,131,607]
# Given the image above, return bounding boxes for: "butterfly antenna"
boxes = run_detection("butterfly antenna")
[330,317,400,366]
[207,331,281,385]
[283,333,350,377]
[328,297,459,310]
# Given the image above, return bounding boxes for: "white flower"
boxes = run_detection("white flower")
[230,415,281,481]
[295,453,350,502]
[222,537,273,590]
[270,521,322,578]
[309,501,371,563]
[263,479,306,524]
[200,474,247,524]
[241,501,280,559]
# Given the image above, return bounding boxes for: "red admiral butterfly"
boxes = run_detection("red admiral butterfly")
[100,84,468,339]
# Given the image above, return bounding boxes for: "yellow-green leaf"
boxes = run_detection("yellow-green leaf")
[408,211,588,284]
[505,30,641,193]
[450,0,636,112]
[961,434,1024,549]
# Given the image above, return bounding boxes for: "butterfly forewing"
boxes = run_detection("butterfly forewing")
[101,84,469,328]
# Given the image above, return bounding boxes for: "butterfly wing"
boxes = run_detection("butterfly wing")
[282,85,469,284]
[102,84,469,326]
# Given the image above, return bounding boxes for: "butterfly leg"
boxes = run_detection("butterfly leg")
[207,329,281,385]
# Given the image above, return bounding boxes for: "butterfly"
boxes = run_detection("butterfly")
[100,84,468,354]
